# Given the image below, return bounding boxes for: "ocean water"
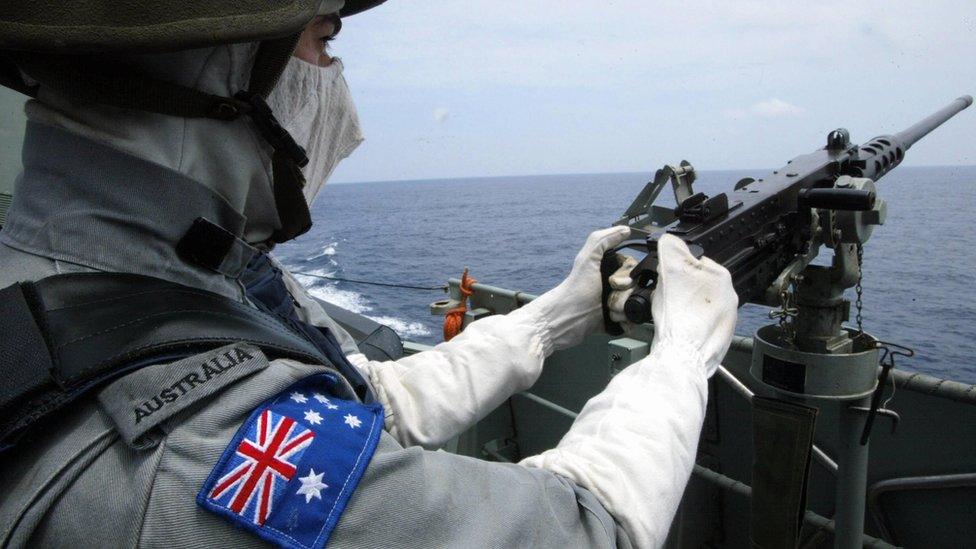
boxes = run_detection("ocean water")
[276,166,976,384]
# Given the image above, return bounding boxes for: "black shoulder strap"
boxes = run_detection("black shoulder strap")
[0,272,330,452]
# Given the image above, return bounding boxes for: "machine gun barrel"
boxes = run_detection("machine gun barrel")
[895,95,972,150]
[853,95,972,181]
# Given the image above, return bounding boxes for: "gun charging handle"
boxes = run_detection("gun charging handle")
[601,240,659,334]
[603,239,705,327]
[797,188,875,211]
[802,177,887,245]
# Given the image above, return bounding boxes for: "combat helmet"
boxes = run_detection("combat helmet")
[0,0,386,243]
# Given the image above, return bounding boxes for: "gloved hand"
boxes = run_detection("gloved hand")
[516,226,632,352]
[650,233,738,376]
[521,234,738,547]
[604,233,737,375]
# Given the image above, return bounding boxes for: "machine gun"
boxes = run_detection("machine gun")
[602,96,971,548]
[607,96,972,345]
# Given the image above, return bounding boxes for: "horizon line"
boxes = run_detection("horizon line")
[330,162,976,186]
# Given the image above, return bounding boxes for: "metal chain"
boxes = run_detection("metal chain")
[854,243,865,337]
[849,244,920,445]
[769,274,801,345]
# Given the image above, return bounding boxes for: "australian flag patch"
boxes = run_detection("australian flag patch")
[198,373,383,548]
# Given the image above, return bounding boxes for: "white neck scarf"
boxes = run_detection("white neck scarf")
[267,56,364,206]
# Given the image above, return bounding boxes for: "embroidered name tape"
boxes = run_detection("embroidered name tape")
[198,373,384,549]
[98,343,269,446]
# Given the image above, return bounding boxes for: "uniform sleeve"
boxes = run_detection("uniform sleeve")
[521,340,709,549]
[327,430,628,548]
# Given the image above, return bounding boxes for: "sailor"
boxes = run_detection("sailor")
[0,2,738,548]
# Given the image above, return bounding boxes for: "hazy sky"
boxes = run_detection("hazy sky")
[329,1,975,183]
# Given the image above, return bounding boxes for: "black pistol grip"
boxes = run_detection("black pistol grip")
[600,249,624,336]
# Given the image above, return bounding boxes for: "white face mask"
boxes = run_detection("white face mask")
[267,56,364,206]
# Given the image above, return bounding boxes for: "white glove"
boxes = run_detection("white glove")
[347,305,549,448]
[649,234,738,375]
[520,234,738,548]
[514,226,632,352]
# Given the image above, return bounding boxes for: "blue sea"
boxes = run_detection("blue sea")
[277,166,976,384]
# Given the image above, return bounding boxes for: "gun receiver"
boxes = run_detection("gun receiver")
[612,96,972,327]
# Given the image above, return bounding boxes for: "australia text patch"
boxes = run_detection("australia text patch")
[98,343,269,446]
[197,373,384,548]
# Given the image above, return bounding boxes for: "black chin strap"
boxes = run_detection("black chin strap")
[233,88,313,243]
[248,34,313,243]
[9,33,313,243]
[270,148,314,242]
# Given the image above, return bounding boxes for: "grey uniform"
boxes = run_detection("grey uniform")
[0,123,628,548]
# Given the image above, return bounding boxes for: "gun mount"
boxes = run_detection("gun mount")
[605,96,971,549]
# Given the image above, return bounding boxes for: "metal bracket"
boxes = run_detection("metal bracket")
[668,160,697,204]
[614,160,696,229]
[608,337,650,376]
[850,406,901,434]
[763,209,821,306]
[858,341,914,444]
